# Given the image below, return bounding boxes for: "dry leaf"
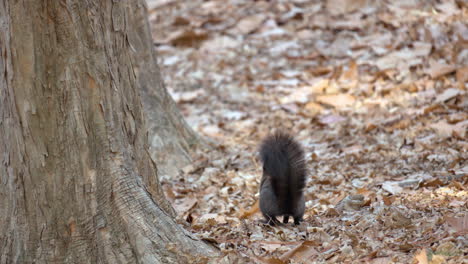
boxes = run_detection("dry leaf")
[170,89,205,103]
[201,35,240,52]
[304,102,324,117]
[280,241,320,262]
[318,114,346,125]
[435,242,458,256]
[173,196,197,215]
[435,88,461,103]
[430,255,446,264]
[456,66,468,89]
[445,214,468,234]
[163,29,208,47]
[336,194,366,211]
[310,78,330,94]
[280,86,314,104]
[254,256,285,264]
[430,120,467,139]
[239,200,259,219]
[316,94,356,108]
[326,0,368,15]
[233,14,266,35]
[427,61,457,79]
[414,248,429,264]
[369,257,393,264]
[197,213,227,225]
[382,181,403,195]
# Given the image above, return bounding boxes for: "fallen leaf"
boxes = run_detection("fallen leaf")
[390,210,413,228]
[456,66,468,89]
[375,48,424,71]
[318,114,346,125]
[197,213,227,225]
[435,1,460,16]
[427,61,457,79]
[310,78,330,94]
[382,181,403,195]
[170,89,205,103]
[254,256,285,264]
[259,243,283,253]
[341,60,358,81]
[369,257,393,264]
[435,88,461,103]
[239,201,259,219]
[430,120,468,139]
[430,255,446,264]
[435,242,458,256]
[201,35,240,52]
[173,196,197,215]
[280,86,314,104]
[280,241,320,262]
[163,29,208,47]
[336,194,366,211]
[326,0,368,15]
[414,248,429,264]
[445,214,468,234]
[316,94,356,108]
[233,14,266,35]
[304,102,324,117]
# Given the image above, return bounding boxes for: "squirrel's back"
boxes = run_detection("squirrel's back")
[259,132,306,223]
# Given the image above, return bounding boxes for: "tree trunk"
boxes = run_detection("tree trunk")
[134,4,199,178]
[0,0,216,263]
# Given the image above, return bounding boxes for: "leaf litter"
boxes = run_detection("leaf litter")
[148,0,467,262]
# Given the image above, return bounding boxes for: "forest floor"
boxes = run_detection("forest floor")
[148,0,467,263]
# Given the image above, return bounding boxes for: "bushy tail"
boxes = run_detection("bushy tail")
[259,132,306,213]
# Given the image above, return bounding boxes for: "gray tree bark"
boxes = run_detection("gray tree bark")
[0,0,216,263]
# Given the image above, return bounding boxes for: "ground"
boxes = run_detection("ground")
[148,0,467,263]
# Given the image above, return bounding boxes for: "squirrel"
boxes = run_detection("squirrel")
[258,132,307,225]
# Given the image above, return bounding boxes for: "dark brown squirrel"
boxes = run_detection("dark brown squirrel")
[259,132,307,225]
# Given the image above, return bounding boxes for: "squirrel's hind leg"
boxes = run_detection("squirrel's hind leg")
[293,216,302,225]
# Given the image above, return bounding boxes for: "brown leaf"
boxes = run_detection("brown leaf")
[174,196,197,215]
[326,0,368,15]
[427,61,457,79]
[445,214,468,234]
[430,255,447,264]
[304,102,324,117]
[239,200,259,219]
[280,241,320,262]
[197,213,227,225]
[456,66,468,89]
[254,257,285,264]
[164,29,208,47]
[382,195,395,206]
[390,210,413,228]
[430,120,468,139]
[435,242,458,256]
[369,257,393,264]
[233,14,266,35]
[421,178,444,188]
[316,94,356,108]
[414,248,429,264]
[341,60,358,81]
